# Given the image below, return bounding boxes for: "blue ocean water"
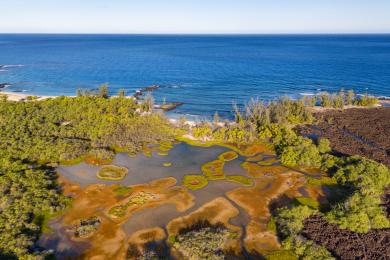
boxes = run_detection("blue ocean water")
[0,34,390,118]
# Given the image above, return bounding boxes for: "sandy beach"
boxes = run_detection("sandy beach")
[0,91,59,101]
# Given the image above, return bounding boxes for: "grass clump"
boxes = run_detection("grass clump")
[173,226,236,260]
[109,205,127,218]
[163,162,173,167]
[97,165,128,180]
[266,217,277,233]
[201,159,225,180]
[218,151,238,162]
[183,175,209,190]
[109,191,156,218]
[226,175,253,186]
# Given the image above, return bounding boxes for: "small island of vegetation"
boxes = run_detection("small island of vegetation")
[97,165,129,180]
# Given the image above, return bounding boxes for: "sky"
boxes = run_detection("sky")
[1,0,389,34]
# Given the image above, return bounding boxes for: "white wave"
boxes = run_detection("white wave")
[299,92,315,96]
[2,64,24,68]
[0,69,7,72]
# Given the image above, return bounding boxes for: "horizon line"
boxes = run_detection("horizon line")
[1,32,390,36]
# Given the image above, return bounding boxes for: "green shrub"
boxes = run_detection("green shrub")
[192,124,212,139]
[276,206,316,237]
[173,227,235,259]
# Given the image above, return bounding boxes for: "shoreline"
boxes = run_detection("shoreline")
[1,90,389,117]
[0,91,63,101]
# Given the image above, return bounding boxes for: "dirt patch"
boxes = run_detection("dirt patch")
[298,107,390,167]
[302,215,390,260]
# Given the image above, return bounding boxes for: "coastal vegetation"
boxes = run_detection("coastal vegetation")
[179,97,388,258]
[0,88,388,259]
[0,160,68,258]
[0,95,175,164]
[0,93,175,258]
[302,90,379,109]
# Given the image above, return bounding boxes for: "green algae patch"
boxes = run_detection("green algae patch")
[258,158,278,166]
[157,151,169,156]
[97,165,128,180]
[158,142,174,151]
[218,151,238,162]
[128,152,137,158]
[266,217,277,233]
[226,175,253,186]
[183,175,209,190]
[113,185,133,196]
[163,162,173,167]
[143,151,153,157]
[60,156,85,166]
[265,250,298,260]
[306,176,336,186]
[201,159,225,180]
[295,196,320,209]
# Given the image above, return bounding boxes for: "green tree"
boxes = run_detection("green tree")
[320,93,332,107]
[213,111,220,125]
[346,90,355,105]
[99,84,109,98]
[118,89,126,97]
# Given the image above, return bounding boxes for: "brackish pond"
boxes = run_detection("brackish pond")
[39,142,325,259]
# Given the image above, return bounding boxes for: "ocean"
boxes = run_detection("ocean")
[0,34,389,118]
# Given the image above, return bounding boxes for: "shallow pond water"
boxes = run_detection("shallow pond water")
[42,142,325,258]
[58,142,231,187]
